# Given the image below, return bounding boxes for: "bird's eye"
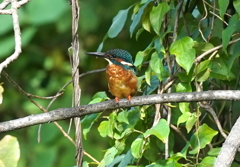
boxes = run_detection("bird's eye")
[106,54,114,58]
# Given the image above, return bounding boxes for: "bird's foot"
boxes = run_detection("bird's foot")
[115,97,119,103]
[127,95,132,102]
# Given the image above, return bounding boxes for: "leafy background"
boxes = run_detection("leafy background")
[1,0,240,166]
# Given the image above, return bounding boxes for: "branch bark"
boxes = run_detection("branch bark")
[0,90,240,133]
[214,116,240,167]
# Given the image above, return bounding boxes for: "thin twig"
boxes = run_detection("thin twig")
[195,37,240,63]
[198,0,208,42]
[209,11,228,26]
[207,0,216,40]
[199,102,227,139]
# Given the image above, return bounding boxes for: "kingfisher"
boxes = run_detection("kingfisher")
[86,49,138,103]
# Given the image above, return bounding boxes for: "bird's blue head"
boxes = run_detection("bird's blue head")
[86,49,136,73]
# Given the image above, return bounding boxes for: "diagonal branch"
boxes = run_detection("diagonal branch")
[0,90,240,133]
[0,0,21,73]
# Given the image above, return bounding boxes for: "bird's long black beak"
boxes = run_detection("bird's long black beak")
[85,52,107,58]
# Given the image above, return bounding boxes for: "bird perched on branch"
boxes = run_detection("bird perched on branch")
[86,49,138,103]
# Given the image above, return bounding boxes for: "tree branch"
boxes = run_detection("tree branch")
[0,90,240,133]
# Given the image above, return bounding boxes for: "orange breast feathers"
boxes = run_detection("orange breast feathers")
[106,64,138,99]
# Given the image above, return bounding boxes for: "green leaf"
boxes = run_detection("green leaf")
[26,0,68,25]
[99,147,118,167]
[107,155,125,167]
[194,42,215,55]
[82,113,102,139]
[130,0,153,37]
[145,66,152,86]
[218,0,229,18]
[234,0,240,17]
[0,135,20,167]
[189,124,218,154]
[92,91,109,100]
[144,119,170,142]
[210,58,236,80]
[176,82,192,93]
[141,5,152,32]
[108,8,131,38]
[177,112,191,127]
[185,113,197,133]
[82,161,89,167]
[149,52,165,81]
[98,121,112,137]
[177,70,194,82]
[196,60,210,74]
[117,110,129,124]
[131,136,144,158]
[150,2,170,35]
[170,37,196,73]
[144,74,159,95]
[196,68,211,82]
[207,148,221,156]
[179,103,190,113]
[222,14,240,52]
[118,150,134,167]
[134,47,153,67]
[197,156,216,167]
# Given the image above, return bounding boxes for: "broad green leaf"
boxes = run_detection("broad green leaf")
[130,0,153,37]
[141,5,152,32]
[145,66,152,86]
[222,14,240,52]
[207,148,221,156]
[136,28,145,41]
[131,136,144,158]
[177,112,191,126]
[107,155,125,167]
[99,147,118,167]
[180,142,191,159]
[127,108,141,127]
[194,42,215,55]
[82,113,101,139]
[166,159,182,167]
[92,91,109,100]
[185,113,197,133]
[179,103,190,113]
[117,110,129,124]
[197,156,216,167]
[176,82,192,93]
[0,135,20,167]
[108,8,131,38]
[150,2,170,35]
[144,74,159,95]
[149,52,165,81]
[210,58,236,80]
[82,161,89,167]
[234,0,240,17]
[189,124,218,154]
[134,47,153,67]
[170,37,196,73]
[118,150,134,167]
[82,91,108,139]
[177,70,195,82]
[26,0,67,25]
[144,119,170,142]
[98,121,111,137]
[218,0,229,18]
[196,60,210,74]
[196,68,211,82]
